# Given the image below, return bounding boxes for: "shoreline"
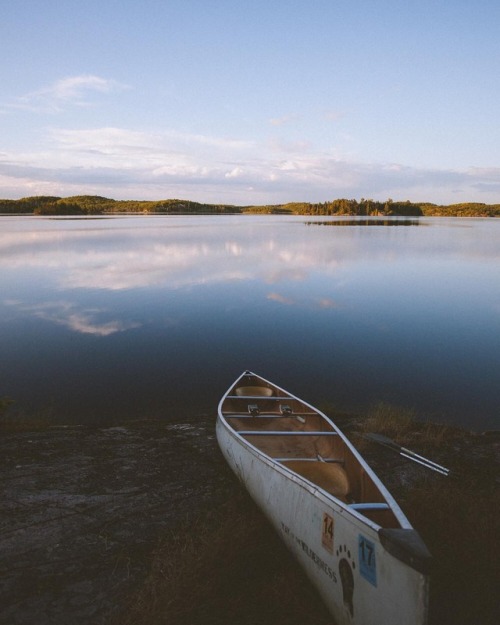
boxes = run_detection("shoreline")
[1,194,499,217]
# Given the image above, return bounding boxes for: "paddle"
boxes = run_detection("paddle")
[362,432,450,476]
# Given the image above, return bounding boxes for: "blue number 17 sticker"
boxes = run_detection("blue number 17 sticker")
[358,535,377,587]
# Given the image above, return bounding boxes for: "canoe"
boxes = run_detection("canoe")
[217,371,430,625]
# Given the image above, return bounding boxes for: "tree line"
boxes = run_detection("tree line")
[0,195,499,217]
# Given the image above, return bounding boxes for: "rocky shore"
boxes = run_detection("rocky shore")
[0,418,235,625]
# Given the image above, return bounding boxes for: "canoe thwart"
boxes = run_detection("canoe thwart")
[349,503,390,511]
[237,430,338,436]
[222,412,318,418]
[225,414,295,419]
[226,394,298,401]
[273,457,344,463]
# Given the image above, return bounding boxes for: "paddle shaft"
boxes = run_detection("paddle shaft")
[363,433,449,476]
[399,445,449,473]
[399,451,449,475]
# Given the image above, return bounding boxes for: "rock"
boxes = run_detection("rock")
[0,418,234,625]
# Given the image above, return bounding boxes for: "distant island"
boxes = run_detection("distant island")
[1,195,499,217]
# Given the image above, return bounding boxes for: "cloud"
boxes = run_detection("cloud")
[1,123,500,204]
[225,167,245,179]
[40,75,117,99]
[6,75,129,113]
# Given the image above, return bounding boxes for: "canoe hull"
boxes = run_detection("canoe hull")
[217,371,429,625]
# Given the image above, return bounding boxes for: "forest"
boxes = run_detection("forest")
[0,195,499,217]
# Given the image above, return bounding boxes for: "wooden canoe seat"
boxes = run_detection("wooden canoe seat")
[281,460,351,499]
[235,386,273,397]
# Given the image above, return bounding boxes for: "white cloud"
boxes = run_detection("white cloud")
[45,127,254,167]
[41,75,117,99]
[225,167,245,179]
[6,75,129,113]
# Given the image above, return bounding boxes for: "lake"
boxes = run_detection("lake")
[0,215,499,431]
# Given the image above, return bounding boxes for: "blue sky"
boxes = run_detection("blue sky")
[1,0,499,205]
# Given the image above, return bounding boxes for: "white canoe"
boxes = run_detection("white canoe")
[217,371,430,625]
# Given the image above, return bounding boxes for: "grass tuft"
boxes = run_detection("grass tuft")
[0,397,62,433]
[360,402,416,437]
[358,402,462,450]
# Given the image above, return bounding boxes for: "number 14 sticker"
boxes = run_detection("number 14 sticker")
[358,535,377,586]
[322,513,334,553]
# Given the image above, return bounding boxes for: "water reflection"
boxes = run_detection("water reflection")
[5,300,141,336]
[0,215,499,429]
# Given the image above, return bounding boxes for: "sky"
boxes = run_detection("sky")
[1,0,500,205]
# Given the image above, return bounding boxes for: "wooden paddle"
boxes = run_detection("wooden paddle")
[362,432,450,476]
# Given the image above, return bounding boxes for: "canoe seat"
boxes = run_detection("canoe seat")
[281,460,351,499]
[235,386,273,397]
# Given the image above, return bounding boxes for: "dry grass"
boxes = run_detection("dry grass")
[0,397,62,433]
[404,476,500,625]
[0,417,54,433]
[358,402,463,451]
[360,402,417,437]
[372,404,500,625]
[111,489,333,625]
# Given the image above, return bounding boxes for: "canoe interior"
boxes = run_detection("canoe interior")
[220,372,401,529]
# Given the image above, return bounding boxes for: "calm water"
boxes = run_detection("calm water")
[1,215,499,431]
